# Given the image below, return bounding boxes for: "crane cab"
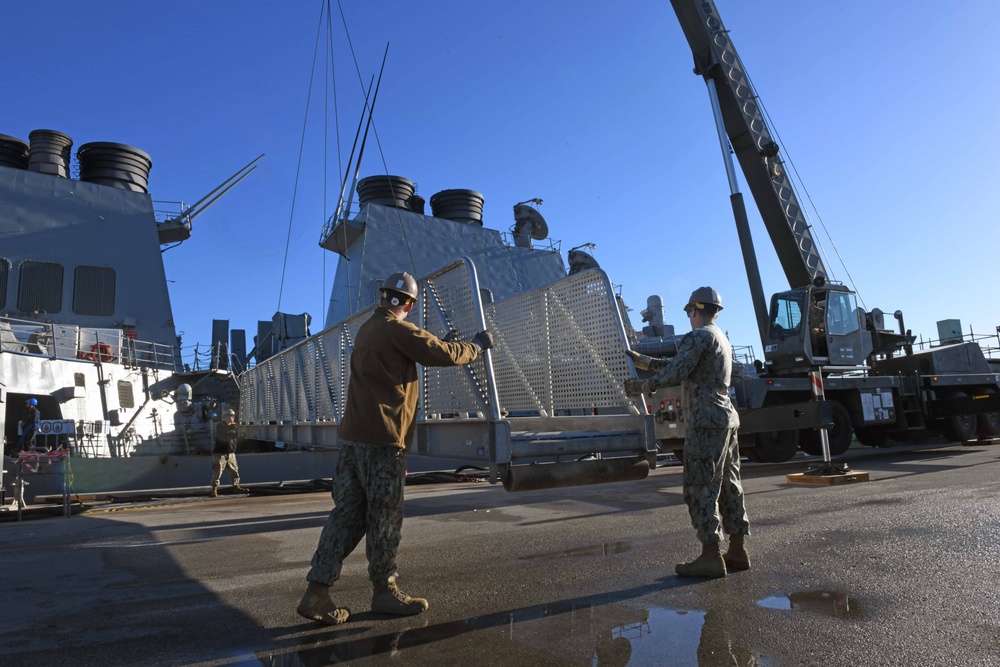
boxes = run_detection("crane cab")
[763,284,873,374]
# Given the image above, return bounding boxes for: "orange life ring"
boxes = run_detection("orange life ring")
[89,343,116,363]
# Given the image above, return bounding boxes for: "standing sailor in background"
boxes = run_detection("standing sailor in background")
[297,271,494,625]
[210,408,247,496]
[625,286,749,578]
[15,398,40,453]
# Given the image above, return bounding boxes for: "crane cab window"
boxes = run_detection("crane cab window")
[769,295,803,338]
[826,292,860,336]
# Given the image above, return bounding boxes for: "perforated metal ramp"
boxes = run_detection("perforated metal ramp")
[239,258,656,490]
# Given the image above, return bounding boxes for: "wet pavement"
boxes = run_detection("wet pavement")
[1,441,999,666]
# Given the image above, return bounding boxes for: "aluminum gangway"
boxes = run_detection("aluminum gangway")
[238,258,656,491]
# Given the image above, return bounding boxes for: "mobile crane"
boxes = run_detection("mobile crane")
[651,0,1000,462]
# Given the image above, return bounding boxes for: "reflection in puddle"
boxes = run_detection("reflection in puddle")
[757,590,863,618]
[517,541,633,560]
[757,595,793,610]
[259,597,777,666]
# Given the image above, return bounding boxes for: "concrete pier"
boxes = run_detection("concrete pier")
[1,440,998,666]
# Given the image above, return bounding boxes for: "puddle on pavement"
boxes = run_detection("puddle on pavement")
[517,541,632,560]
[757,590,863,618]
[259,597,779,666]
[247,591,861,664]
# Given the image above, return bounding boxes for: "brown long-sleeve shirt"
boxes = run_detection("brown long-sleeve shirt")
[339,307,481,449]
[213,422,239,455]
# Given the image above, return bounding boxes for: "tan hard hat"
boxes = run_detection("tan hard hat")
[383,271,419,301]
[685,286,723,311]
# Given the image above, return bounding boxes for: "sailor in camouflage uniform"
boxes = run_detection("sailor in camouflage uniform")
[297,271,495,625]
[210,408,247,496]
[625,286,749,578]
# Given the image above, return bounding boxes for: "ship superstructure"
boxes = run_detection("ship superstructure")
[0,131,259,503]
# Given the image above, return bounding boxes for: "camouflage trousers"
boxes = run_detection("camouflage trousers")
[211,453,240,486]
[307,439,406,587]
[682,427,749,545]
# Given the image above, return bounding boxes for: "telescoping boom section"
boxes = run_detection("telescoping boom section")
[670,0,826,292]
[238,258,657,491]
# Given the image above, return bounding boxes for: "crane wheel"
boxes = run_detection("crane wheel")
[939,413,978,443]
[937,391,979,443]
[749,429,799,463]
[973,389,1000,437]
[800,401,853,456]
[975,411,1000,438]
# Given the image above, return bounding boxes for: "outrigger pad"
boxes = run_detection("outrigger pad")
[786,471,870,486]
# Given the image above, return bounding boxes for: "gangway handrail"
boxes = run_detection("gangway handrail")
[460,256,502,422]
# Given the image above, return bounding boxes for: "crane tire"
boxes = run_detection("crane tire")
[749,429,799,463]
[800,401,853,456]
[975,410,1000,438]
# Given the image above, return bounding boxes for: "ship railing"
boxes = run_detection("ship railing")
[499,231,561,253]
[237,258,655,489]
[732,344,758,367]
[0,315,180,370]
[153,200,187,222]
[912,327,1000,360]
[321,202,357,240]
[119,337,182,371]
[0,317,78,357]
[177,341,229,373]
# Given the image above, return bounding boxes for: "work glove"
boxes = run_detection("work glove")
[626,349,665,371]
[626,350,653,370]
[472,329,495,351]
[443,330,459,343]
[624,378,657,396]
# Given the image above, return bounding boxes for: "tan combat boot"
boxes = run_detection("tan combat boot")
[372,582,429,615]
[675,542,727,578]
[232,483,249,493]
[724,533,750,571]
[209,484,218,498]
[297,581,350,625]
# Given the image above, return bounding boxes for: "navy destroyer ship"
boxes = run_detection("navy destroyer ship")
[0,130,347,505]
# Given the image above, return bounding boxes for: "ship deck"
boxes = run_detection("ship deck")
[1,440,998,666]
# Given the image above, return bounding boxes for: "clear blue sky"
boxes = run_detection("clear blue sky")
[5,0,1000,363]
